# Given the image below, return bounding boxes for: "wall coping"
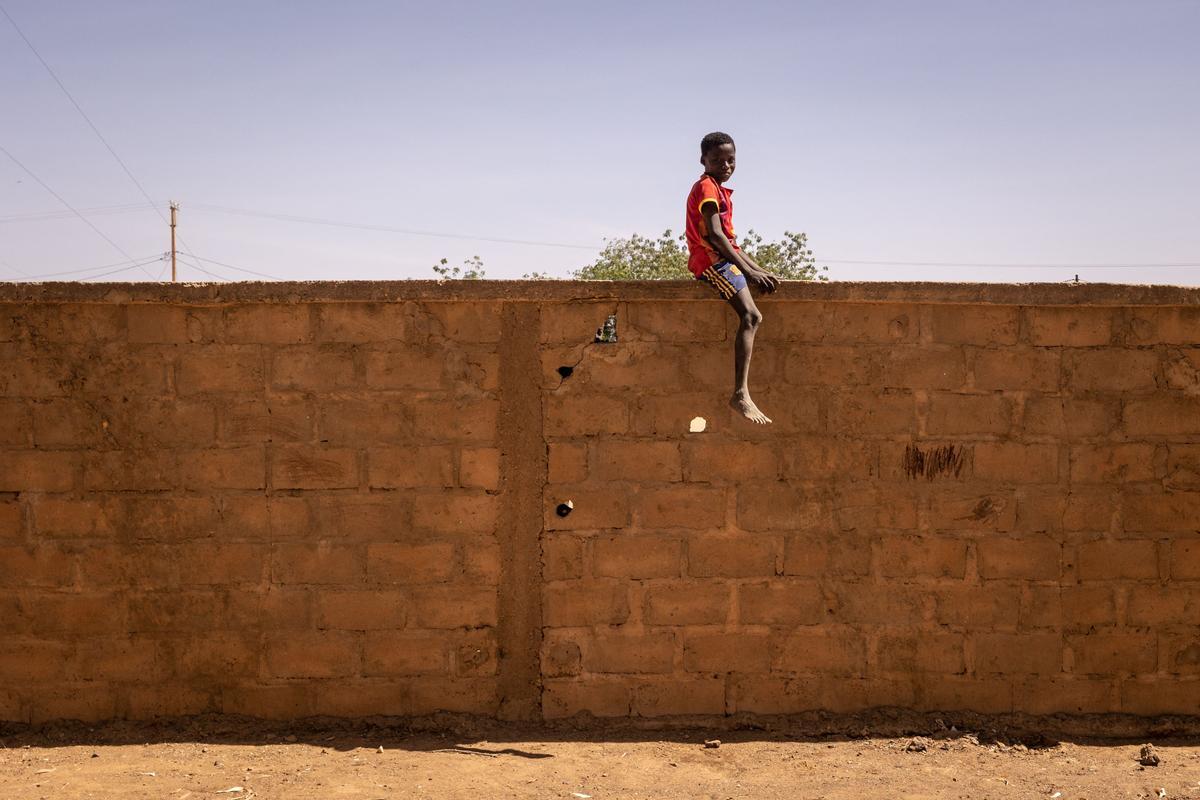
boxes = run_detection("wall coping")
[1,279,1199,306]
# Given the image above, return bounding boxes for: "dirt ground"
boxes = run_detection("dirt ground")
[2,714,1199,800]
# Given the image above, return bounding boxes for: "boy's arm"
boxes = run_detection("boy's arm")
[703,206,779,292]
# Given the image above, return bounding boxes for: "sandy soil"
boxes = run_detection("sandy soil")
[2,715,1199,800]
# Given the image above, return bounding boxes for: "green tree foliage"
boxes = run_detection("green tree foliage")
[431,255,486,279]
[572,229,827,281]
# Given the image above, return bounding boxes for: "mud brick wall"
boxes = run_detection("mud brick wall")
[1,281,1199,723]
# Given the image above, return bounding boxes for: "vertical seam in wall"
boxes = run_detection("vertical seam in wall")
[495,302,545,720]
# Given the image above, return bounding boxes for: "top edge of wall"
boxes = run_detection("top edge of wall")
[1,280,1199,306]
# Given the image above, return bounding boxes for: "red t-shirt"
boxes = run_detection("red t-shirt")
[685,174,739,277]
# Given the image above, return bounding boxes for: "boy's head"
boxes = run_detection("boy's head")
[700,131,736,183]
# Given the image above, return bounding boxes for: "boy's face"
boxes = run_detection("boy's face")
[701,143,736,183]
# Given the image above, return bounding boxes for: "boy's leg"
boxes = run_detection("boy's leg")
[727,286,771,424]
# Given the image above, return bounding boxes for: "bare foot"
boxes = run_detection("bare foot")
[730,392,772,424]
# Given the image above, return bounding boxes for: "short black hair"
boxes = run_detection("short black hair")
[700,131,734,156]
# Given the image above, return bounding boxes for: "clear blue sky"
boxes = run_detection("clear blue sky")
[2,0,1198,284]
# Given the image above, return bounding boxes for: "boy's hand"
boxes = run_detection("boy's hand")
[747,268,780,294]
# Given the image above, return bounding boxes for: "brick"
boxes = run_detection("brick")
[975,633,1062,675]
[1164,444,1200,490]
[877,347,966,390]
[977,538,1060,580]
[0,450,77,492]
[0,545,74,586]
[0,502,21,540]
[926,393,1012,436]
[877,631,965,674]
[688,534,776,577]
[220,684,313,719]
[122,497,219,541]
[127,305,219,343]
[1172,540,1200,580]
[591,344,689,389]
[32,498,115,538]
[1077,539,1158,580]
[783,345,875,386]
[1020,586,1116,630]
[224,304,311,343]
[593,535,680,578]
[1124,396,1200,436]
[783,439,876,481]
[271,542,363,584]
[972,348,1060,391]
[543,534,584,580]
[22,591,127,634]
[543,679,630,718]
[272,345,357,390]
[362,632,446,675]
[547,443,587,484]
[1068,444,1155,483]
[24,303,123,342]
[317,302,408,341]
[180,446,266,489]
[632,393,731,437]
[257,587,312,629]
[175,541,266,584]
[826,304,918,344]
[1016,488,1112,533]
[633,676,726,716]
[827,389,916,434]
[1013,677,1117,715]
[0,400,29,446]
[1069,633,1156,675]
[0,639,72,681]
[830,583,927,625]
[877,536,967,579]
[271,446,358,489]
[126,685,216,718]
[367,541,458,583]
[737,486,829,532]
[540,303,618,344]
[164,634,259,678]
[83,449,176,491]
[27,685,119,723]
[684,633,770,673]
[777,628,867,674]
[1124,491,1200,532]
[738,581,823,625]
[783,535,871,577]
[627,301,725,342]
[933,585,1020,628]
[1022,396,1115,437]
[220,395,311,443]
[314,588,407,630]
[310,681,412,717]
[427,302,503,342]
[367,445,454,488]
[1129,307,1200,344]
[682,440,778,481]
[544,486,629,531]
[460,447,499,489]
[1069,349,1158,392]
[839,486,919,529]
[1127,587,1200,626]
[542,637,582,677]
[913,676,1012,714]
[72,637,161,681]
[410,585,497,628]
[1121,678,1200,715]
[929,305,1019,345]
[545,394,628,436]
[364,348,444,389]
[28,399,103,448]
[644,582,729,625]
[585,633,675,674]
[594,440,681,482]
[635,486,725,529]
[413,491,497,533]
[176,347,264,394]
[410,397,498,441]
[1028,307,1115,347]
[544,582,628,626]
[265,631,358,678]
[451,630,497,676]
[972,443,1059,483]
[317,395,407,444]
[463,540,500,583]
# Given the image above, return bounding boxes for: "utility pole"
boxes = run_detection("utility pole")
[169,201,179,282]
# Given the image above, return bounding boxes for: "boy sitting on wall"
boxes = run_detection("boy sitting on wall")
[685,131,780,425]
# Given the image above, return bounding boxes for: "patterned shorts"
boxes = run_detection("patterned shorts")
[696,261,747,300]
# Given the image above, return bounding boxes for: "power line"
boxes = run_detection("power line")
[185,254,282,281]
[78,258,170,282]
[5,254,165,282]
[0,202,157,224]
[188,203,602,251]
[0,144,157,279]
[175,254,231,282]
